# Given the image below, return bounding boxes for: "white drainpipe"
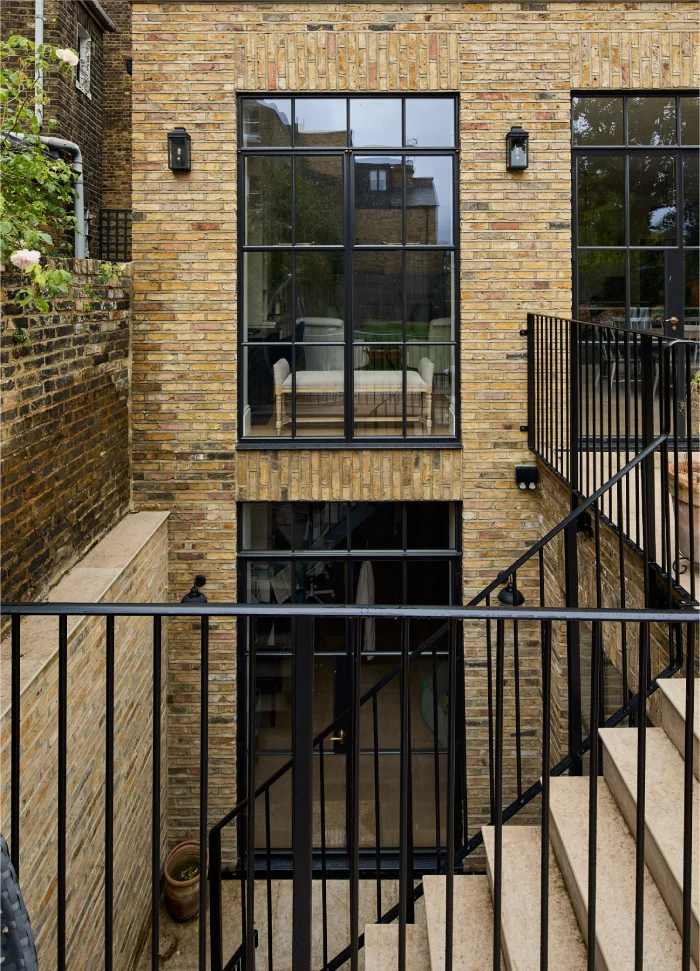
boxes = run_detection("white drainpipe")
[10,133,85,258]
[35,0,44,125]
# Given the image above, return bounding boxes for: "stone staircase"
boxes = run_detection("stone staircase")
[366,678,699,971]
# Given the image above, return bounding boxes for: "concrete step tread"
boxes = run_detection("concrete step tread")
[482,825,587,971]
[364,923,430,971]
[600,727,699,925]
[423,874,499,971]
[549,776,696,971]
[658,678,699,781]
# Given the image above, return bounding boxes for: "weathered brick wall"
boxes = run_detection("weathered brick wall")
[130,2,699,847]
[1,260,131,606]
[102,0,133,212]
[0,512,169,971]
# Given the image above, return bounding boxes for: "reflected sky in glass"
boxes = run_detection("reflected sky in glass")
[405,99,455,147]
[408,155,453,245]
[350,99,402,147]
[294,98,347,146]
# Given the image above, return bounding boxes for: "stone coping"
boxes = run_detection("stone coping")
[0,511,169,717]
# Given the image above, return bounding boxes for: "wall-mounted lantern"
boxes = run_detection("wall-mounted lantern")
[181,574,207,604]
[505,125,529,170]
[498,579,525,606]
[167,126,191,172]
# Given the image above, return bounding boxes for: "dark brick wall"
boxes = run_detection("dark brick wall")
[101,0,132,212]
[1,260,132,605]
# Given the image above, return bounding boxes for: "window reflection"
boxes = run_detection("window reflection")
[680,96,700,145]
[630,251,665,329]
[685,250,699,337]
[353,345,404,437]
[684,157,699,246]
[294,98,347,146]
[243,252,293,342]
[296,252,344,334]
[405,344,455,437]
[405,98,455,147]
[629,155,676,246]
[294,345,345,438]
[355,156,403,244]
[245,156,292,245]
[350,99,402,147]
[572,96,623,145]
[244,345,293,437]
[628,96,676,146]
[576,156,625,246]
[577,250,625,323]
[353,251,403,341]
[405,251,453,341]
[295,156,343,245]
[241,98,292,147]
[406,156,453,245]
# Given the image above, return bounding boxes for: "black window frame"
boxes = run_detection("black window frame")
[237,93,461,448]
[571,91,699,333]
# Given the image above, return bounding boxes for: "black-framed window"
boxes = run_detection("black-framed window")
[572,93,699,336]
[239,95,459,444]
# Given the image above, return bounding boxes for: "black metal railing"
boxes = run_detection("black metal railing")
[3,600,695,971]
[98,209,132,262]
[526,313,698,599]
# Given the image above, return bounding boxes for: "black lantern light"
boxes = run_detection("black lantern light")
[498,580,525,606]
[181,574,207,604]
[167,126,191,172]
[505,125,529,171]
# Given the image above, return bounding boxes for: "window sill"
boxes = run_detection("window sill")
[235,438,462,451]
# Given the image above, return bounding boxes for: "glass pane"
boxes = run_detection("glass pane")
[248,614,292,653]
[296,560,347,602]
[406,502,455,550]
[572,96,623,145]
[577,250,626,324]
[628,96,676,145]
[350,503,403,549]
[296,252,344,337]
[354,156,403,245]
[240,503,293,549]
[245,156,292,244]
[353,345,404,437]
[246,560,295,603]
[243,345,292,437]
[405,98,455,147]
[629,155,676,246]
[294,345,345,438]
[406,156,453,245]
[241,98,292,147]
[243,252,293,342]
[407,560,450,604]
[350,98,402,147]
[295,503,348,550]
[353,557,403,599]
[685,250,699,339]
[630,250,665,330]
[254,657,293,750]
[295,156,343,245]
[405,345,456,437]
[684,156,699,246]
[294,98,347,146]
[576,156,625,246]
[680,96,700,145]
[353,251,403,342]
[406,251,453,342]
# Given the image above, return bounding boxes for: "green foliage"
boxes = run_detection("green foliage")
[1,36,78,335]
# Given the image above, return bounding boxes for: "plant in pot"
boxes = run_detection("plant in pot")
[670,369,700,566]
[164,840,202,921]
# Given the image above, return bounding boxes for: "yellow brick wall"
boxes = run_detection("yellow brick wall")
[130,1,699,846]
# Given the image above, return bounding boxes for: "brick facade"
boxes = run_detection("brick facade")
[130,0,699,848]
[1,260,132,606]
[0,512,169,971]
[102,0,133,212]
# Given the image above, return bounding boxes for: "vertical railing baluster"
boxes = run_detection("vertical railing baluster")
[445,619,457,971]
[208,828,222,970]
[399,617,410,971]
[682,623,695,971]
[292,615,314,971]
[587,619,602,971]
[540,618,551,971]
[635,621,649,971]
[319,738,329,971]
[152,615,161,971]
[617,483,629,707]
[686,344,696,599]
[199,615,209,971]
[432,641,442,871]
[493,619,505,971]
[11,613,21,875]
[486,597,495,821]
[527,312,535,451]
[105,615,114,971]
[372,693,382,921]
[350,618,361,971]
[672,347,681,590]
[58,614,67,971]
[246,614,256,971]
[513,573,523,802]
[265,788,274,971]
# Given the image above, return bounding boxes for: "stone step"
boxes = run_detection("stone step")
[422,874,497,971]
[658,678,699,781]
[600,726,699,966]
[482,826,587,971]
[549,777,695,971]
[364,924,431,971]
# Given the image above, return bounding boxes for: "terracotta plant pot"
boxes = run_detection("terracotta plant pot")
[668,457,700,558]
[164,840,201,922]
